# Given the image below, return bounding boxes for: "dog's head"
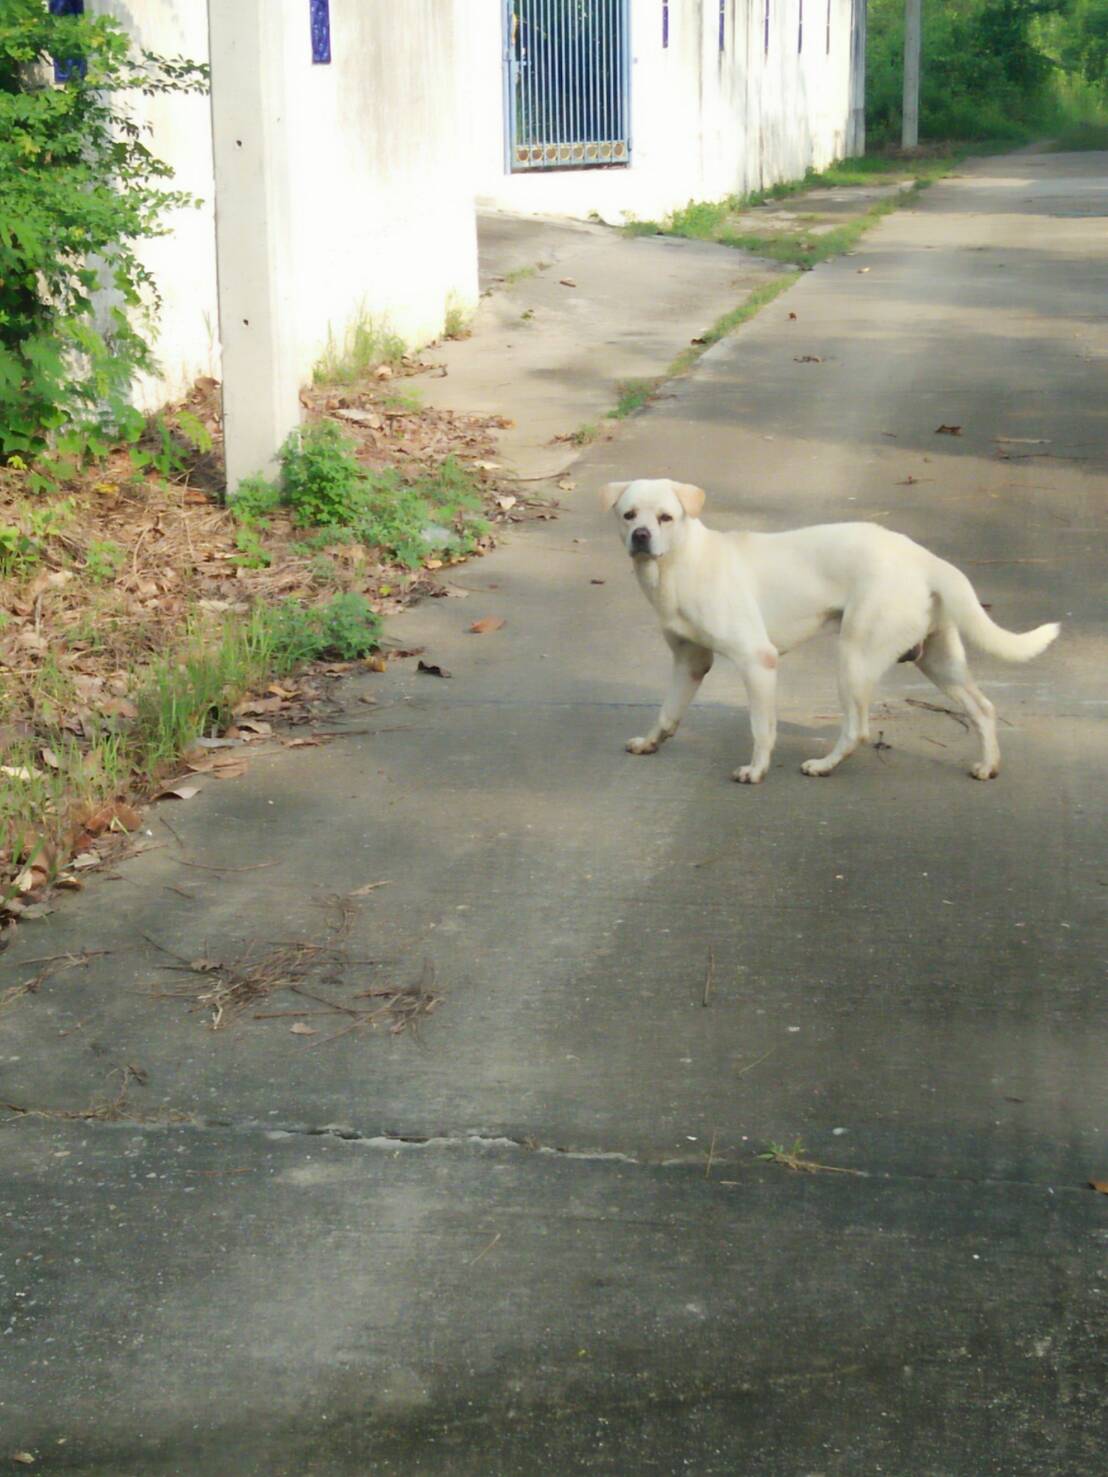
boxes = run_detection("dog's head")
[598,478,706,560]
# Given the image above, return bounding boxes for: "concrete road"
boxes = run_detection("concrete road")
[2,151,1106,1474]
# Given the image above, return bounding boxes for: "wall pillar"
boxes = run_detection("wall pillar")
[207,0,301,492]
[849,0,867,157]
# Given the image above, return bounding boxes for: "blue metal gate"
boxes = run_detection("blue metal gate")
[504,0,631,172]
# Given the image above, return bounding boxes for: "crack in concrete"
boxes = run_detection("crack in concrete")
[257,1121,650,1165]
[6,1114,1095,1198]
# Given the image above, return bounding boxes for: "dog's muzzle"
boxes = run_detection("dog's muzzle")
[630,526,652,554]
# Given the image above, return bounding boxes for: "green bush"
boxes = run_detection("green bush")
[865,0,1103,144]
[0,0,207,472]
[280,422,366,527]
[280,422,487,568]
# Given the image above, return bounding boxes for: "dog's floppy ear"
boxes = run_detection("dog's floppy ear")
[673,482,706,518]
[597,480,630,511]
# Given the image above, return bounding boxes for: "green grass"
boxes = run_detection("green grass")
[1049,121,1108,151]
[502,261,549,288]
[0,589,384,888]
[313,309,406,386]
[666,274,804,378]
[568,421,601,446]
[443,294,472,340]
[608,378,657,420]
[624,152,959,266]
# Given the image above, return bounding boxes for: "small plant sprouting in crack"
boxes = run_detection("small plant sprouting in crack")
[756,1138,868,1176]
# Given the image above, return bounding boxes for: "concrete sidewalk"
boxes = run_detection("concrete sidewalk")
[417,211,787,476]
[2,152,1106,1474]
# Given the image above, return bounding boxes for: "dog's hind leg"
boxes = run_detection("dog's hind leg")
[916,624,1000,779]
[803,590,926,778]
[626,637,714,755]
[801,643,879,777]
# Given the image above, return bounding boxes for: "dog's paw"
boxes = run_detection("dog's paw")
[801,758,833,777]
[731,765,765,785]
[970,762,999,781]
[626,736,659,755]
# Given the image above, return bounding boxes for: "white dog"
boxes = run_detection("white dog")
[600,478,1060,783]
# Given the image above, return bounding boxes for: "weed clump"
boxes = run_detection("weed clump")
[276,423,487,569]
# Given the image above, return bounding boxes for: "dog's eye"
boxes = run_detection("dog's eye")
[658,513,673,523]
[623,510,635,521]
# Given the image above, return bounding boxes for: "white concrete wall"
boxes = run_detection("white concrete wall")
[469,0,862,224]
[284,0,479,374]
[89,0,479,474]
[91,1,220,410]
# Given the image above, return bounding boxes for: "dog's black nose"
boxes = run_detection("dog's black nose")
[631,526,651,550]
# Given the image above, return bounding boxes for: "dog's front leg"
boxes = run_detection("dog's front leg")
[731,649,778,784]
[627,637,714,755]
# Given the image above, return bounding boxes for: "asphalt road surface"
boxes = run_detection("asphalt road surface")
[2,148,1105,1475]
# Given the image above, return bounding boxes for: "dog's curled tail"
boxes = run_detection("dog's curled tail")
[932,561,1060,663]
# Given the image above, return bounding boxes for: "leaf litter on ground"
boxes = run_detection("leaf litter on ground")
[1,365,555,919]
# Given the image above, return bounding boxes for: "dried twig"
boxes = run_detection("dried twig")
[704,1128,719,1180]
[735,1046,777,1079]
[0,950,110,1017]
[468,1232,501,1267]
[702,945,715,1007]
[2,1064,184,1126]
[905,697,970,730]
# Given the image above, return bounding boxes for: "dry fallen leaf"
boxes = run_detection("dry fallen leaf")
[349,880,392,896]
[794,355,822,364]
[557,478,576,492]
[208,758,249,781]
[417,660,452,678]
[155,780,203,802]
[559,277,577,288]
[788,311,798,320]
[469,617,505,635]
[12,1454,35,1467]
[1089,1179,1108,1194]
[41,747,60,770]
[365,653,388,673]
[78,800,141,835]
[935,424,963,436]
[290,1022,317,1036]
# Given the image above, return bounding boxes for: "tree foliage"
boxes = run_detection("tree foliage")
[0,0,206,470]
[866,0,1105,144]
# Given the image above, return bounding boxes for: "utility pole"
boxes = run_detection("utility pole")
[902,0,922,149]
